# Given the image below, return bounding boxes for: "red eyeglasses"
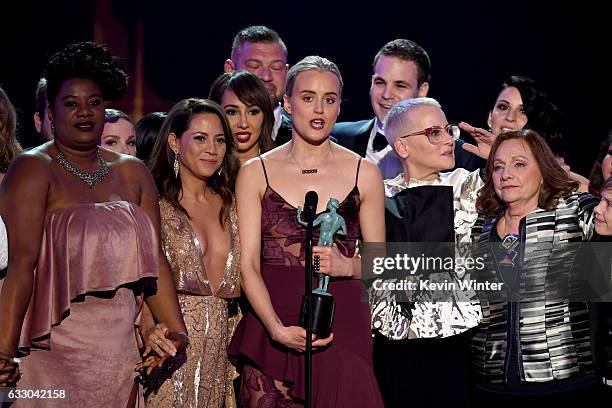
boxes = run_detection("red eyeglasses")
[399,124,460,144]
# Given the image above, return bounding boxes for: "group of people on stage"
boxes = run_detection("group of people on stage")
[0,24,611,408]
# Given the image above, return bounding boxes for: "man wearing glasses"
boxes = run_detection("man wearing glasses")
[333,39,481,179]
[369,97,490,407]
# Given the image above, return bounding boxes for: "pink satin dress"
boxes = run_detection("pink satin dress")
[14,201,159,407]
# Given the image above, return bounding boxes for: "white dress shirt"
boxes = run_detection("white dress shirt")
[271,105,282,142]
[365,119,403,179]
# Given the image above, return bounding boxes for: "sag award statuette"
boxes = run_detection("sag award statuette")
[297,198,347,338]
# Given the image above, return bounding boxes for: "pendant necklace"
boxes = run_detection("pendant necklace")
[289,147,332,175]
[55,145,110,188]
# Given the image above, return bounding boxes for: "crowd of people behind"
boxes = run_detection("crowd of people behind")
[0,24,611,408]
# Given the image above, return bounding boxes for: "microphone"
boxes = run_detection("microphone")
[304,191,318,222]
[301,190,318,408]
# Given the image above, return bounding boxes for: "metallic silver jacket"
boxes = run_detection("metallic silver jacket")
[470,192,606,383]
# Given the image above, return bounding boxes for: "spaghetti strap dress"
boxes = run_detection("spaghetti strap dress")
[229,158,384,407]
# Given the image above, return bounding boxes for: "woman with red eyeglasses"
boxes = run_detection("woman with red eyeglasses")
[370,97,491,408]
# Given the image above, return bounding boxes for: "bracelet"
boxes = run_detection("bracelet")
[172,331,190,347]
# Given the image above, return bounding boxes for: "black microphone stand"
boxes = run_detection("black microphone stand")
[303,192,317,408]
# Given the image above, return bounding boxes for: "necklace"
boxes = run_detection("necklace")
[56,147,110,188]
[498,212,515,237]
[289,147,332,175]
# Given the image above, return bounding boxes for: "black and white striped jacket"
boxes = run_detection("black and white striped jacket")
[470,192,606,383]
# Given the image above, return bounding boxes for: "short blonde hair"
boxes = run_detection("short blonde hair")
[383,97,441,146]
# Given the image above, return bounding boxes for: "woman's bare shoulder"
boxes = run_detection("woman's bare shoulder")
[102,149,150,176]
[258,144,288,162]
[355,159,384,193]
[4,143,54,179]
[331,142,362,160]
[243,145,290,174]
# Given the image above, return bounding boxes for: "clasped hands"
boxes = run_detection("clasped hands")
[135,323,188,375]
[0,351,20,386]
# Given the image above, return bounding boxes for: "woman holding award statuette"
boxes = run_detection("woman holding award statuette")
[0,41,187,407]
[228,55,385,407]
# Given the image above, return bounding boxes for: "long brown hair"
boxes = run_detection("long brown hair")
[477,129,579,216]
[148,98,240,225]
[0,86,22,173]
[209,70,275,154]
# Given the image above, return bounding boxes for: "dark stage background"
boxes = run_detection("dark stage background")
[2,0,610,176]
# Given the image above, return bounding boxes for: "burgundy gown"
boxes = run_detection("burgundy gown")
[229,159,384,407]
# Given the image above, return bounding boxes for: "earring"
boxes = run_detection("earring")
[173,151,179,178]
[217,167,222,176]
[51,121,56,137]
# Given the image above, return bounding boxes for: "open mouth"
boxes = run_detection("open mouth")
[310,119,325,130]
[75,121,95,131]
[235,132,251,143]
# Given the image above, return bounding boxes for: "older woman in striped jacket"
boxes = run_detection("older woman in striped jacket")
[470,129,612,406]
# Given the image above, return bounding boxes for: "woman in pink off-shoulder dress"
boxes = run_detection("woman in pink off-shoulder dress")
[0,41,187,407]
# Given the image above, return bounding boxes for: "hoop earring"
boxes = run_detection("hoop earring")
[173,151,180,178]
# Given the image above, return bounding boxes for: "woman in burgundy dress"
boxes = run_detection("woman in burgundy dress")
[229,56,385,407]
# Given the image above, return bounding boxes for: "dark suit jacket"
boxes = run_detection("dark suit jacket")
[275,107,293,146]
[332,118,485,172]
[332,119,374,157]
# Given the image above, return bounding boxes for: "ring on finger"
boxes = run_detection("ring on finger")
[154,338,162,346]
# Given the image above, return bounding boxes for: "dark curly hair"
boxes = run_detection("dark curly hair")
[148,98,240,225]
[496,76,564,155]
[44,41,128,107]
[477,129,579,216]
[209,70,275,154]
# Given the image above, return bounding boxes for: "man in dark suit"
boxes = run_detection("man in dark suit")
[224,25,292,146]
[333,39,482,178]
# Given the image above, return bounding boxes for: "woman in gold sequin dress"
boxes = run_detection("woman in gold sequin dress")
[147,98,241,407]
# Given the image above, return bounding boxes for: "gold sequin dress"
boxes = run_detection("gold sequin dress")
[146,199,240,408]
